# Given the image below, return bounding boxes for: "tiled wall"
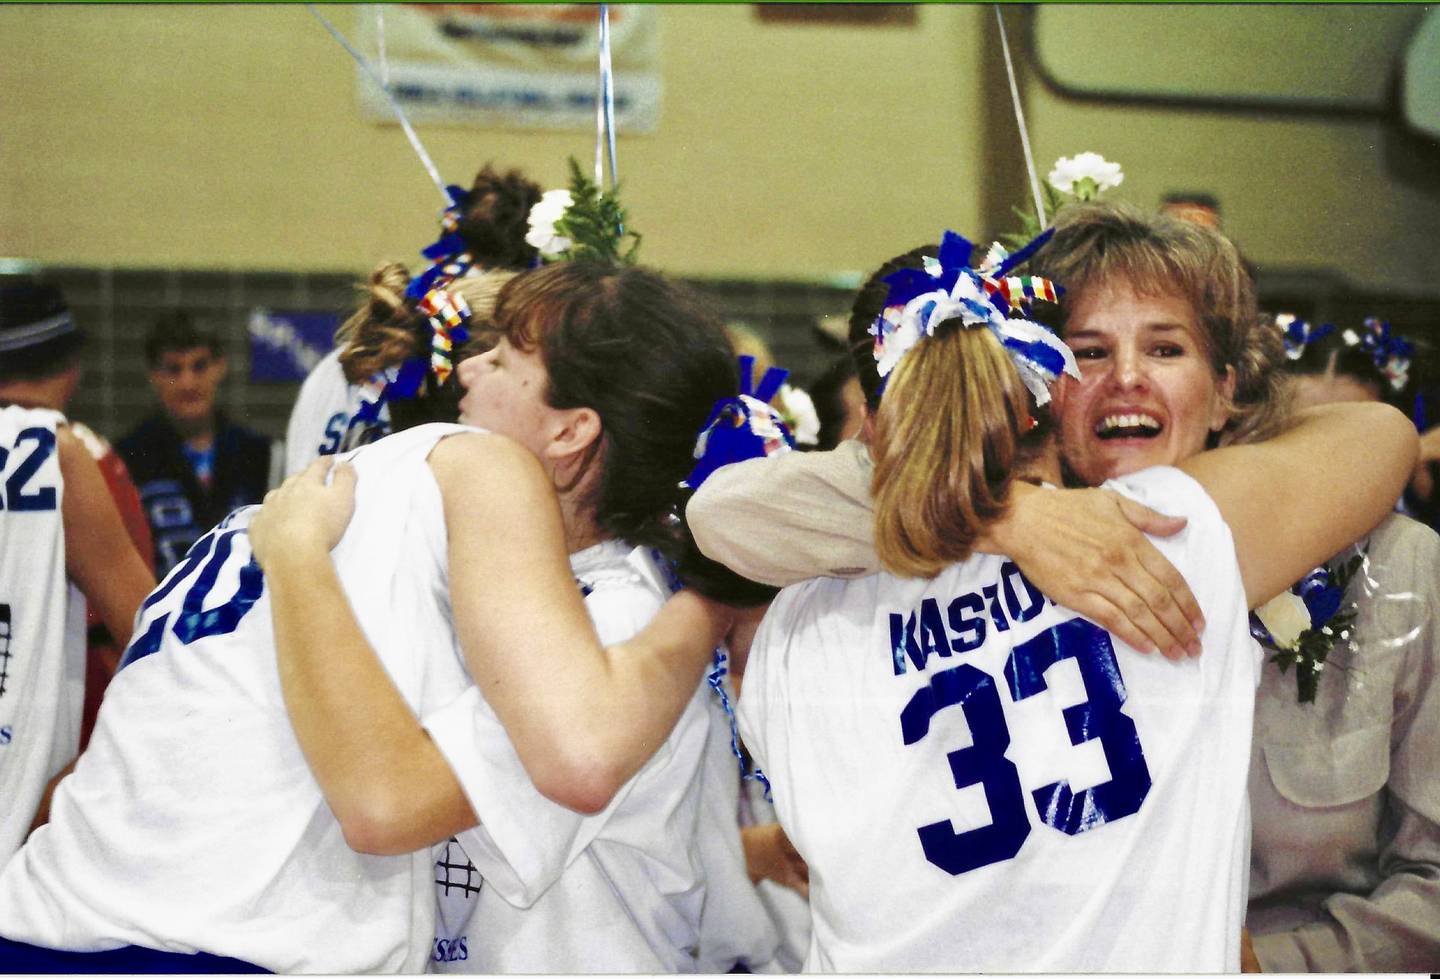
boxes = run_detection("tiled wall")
[25,264,1440,449]
[33,266,858,447]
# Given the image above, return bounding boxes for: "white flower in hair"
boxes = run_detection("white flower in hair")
[525,189,575,258]
[1253,591,1312,651]
[775,383,820,447]
[1048,152,1125,200]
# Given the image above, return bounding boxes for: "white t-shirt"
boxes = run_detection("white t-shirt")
[0,423,478,973]
[738,466,1258,973]
[0,406,79,865]
[284,348,391,477]
[425,541,714,973]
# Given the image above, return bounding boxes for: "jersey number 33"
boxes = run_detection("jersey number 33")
[900,618,1152,876]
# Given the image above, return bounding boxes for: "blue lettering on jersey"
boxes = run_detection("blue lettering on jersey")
[0,725,11,745]
[899,615,1152,876]
[319,411,347,456]
[946,592,986,653]
[0,427,59,512]
[889,562,1042,675]
[118,524,265,672]
[432,938,468,963]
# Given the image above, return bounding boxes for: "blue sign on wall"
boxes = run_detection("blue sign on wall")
[247,308,340,382]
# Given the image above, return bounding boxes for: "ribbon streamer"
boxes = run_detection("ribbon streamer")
[995,6,1047,230]
[871,229,1075,405]
[306,4,448,203]
[594,5,623,231]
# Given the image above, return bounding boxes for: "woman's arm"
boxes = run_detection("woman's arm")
[689,440,1203,658]
[1180,402,1417,608]
[253,442,729,855]
[431,433,730,812]
[59,426,154,647]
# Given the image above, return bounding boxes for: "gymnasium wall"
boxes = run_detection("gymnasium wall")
[1,5,1436,440]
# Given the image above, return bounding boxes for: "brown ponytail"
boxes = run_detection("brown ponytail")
[871,323,1032,578]
[336,264,516,385]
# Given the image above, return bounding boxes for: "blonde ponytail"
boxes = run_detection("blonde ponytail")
[871,324,1032,578]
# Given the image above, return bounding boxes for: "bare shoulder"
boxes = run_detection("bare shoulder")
[425,430,555,527]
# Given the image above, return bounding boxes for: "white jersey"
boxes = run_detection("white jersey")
[693,669,788,973]
[425,541,713,974]
[0,406,79,864]
[284,348,391,477]
[738,467,1258,973]
[0,423,480,973]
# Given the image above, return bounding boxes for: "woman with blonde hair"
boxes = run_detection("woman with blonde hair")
[727,229,1414,971]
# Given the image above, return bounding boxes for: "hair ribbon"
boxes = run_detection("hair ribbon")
[870,229,1076,407]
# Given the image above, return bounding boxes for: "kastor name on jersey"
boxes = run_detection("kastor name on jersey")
[887,560,1051,677]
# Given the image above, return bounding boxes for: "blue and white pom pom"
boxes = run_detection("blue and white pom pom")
[682,354,795,491]
[869,229,1077,406]
[1274,313,1333,361]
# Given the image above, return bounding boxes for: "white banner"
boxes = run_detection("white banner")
[356,4,661,133]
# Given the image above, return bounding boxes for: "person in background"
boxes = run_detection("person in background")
[117,311,272,575]
[808,350,866,450]
[0,279,154,864]
[284,164,542,475]
[1239,314,1440,972]
[0,279,154,749]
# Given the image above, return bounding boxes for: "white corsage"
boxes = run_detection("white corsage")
[1248,550,1365,703]
[775,383,820,447]
[525,189,575,258]
[1253,591,1311,650]
[1047,152,1125,200]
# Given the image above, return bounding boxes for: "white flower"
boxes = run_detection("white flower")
[1047,153,1124,199]
[525,189,574,258]
[775,383,820,447]
[1254,591,1312,650]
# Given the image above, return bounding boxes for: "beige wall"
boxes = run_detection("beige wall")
[1022,6,1440,295]
[1,4,1435,292]
[0,4,986,280]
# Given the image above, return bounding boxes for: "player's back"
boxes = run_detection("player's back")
[429,542,714,973]
[0,423,477,973]
[0,406,74,863]
[738,467,1257,973]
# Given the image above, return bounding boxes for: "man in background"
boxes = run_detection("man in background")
[117,312,272,575]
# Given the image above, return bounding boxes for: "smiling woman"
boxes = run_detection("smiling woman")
[1055,283,1235,484]
[1028,201,1291,487]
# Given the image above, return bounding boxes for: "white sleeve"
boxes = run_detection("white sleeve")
[420,578,666,908]
[285,350,347,477]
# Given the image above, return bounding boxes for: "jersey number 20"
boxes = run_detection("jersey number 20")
[899,618,1152,876]
[119,520,264,671]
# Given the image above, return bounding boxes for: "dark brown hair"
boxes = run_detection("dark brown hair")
[493,263,771,601]
[456,164,544,270]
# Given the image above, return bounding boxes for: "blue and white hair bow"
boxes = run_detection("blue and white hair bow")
[1273,313,1334,361]
[1344,317,1412,392]
[869,229,1077,406]
[682,355,795,490]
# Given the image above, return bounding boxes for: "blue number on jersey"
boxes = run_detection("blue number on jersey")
[119,522,265,671]
[1006,618,1152,833]
[901,663,1030,875]
[1,427,59,512]
[902,616,1151,875]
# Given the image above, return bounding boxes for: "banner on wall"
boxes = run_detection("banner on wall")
[247,309,340,382]
[355,4,661,133]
